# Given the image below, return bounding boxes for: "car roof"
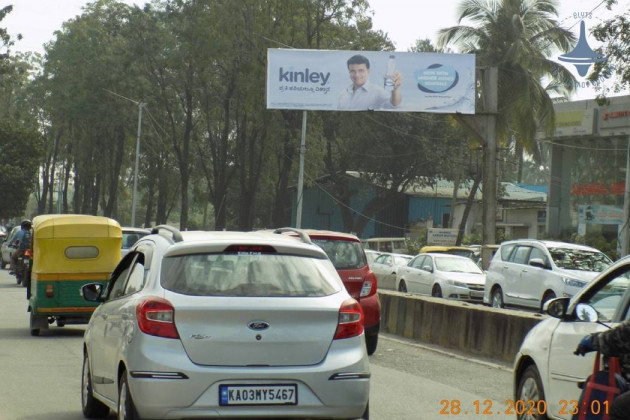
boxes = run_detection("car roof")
[122,227,151,233]
[149,229,328,259]
[298,229,361,242]
[501,239,601,252]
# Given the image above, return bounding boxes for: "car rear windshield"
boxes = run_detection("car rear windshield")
[311,239,367,270]
[161,252,341,297]
[548,247,612,272]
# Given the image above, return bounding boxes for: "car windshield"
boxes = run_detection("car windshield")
[435,256,483,274]
[312,239,367,270]
[161,252,340,297]
[394,256,412,266]
[548,247,612,272]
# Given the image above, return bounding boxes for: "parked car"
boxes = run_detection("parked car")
[484,239,612,311]
[395,253,486,302]
[1,226,20,269]
[120,227,150,258]
[370,252,413,290]
[80,226,370,420]
[513,255,630,420]
[293,229,381,356]
[364,249,381,266]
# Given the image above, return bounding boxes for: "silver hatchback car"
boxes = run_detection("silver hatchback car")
[80,226,370,420]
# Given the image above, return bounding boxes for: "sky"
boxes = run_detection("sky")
[3,0,630,100]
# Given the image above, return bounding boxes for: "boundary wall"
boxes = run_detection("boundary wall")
[379,290,544,363]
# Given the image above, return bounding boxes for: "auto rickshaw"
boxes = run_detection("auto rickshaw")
[28,214,122,336]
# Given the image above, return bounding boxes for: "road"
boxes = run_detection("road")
[0,269,516,420]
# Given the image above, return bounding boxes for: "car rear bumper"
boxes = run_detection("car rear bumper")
[124,335,370,419]
[359,293,381,332]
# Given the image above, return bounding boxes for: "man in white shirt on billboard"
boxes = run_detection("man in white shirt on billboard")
[338,54,402,110]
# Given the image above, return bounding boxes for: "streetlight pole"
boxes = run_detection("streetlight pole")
[131,102,144,227]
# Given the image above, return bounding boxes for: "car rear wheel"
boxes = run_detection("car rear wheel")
[118,370,140,420]
[82,352,109,418]
[398,281,407,292]
[516,365,547,420]
[431,284,442,298]
[365,333,378,356]
[491,287,504,308]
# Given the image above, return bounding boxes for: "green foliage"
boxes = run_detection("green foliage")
[0,120,43,217]
[569,232,619,261]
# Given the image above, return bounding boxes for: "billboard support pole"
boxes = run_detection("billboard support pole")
[296,110,307,228]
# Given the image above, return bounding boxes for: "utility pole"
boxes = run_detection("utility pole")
[481,67,498,247]
[621,137,630,256]
[455,67,498,269]
[131,102,144,227]
[296,110,307,228]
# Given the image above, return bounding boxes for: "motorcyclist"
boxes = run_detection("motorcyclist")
[9,219,32,276]
[575,323,630,420]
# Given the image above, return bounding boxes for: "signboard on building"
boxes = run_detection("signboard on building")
[554,109,594,137]
[578,204,623,225]
[266,49,476,114]
[600,104,630,131]
[427,228,458,246]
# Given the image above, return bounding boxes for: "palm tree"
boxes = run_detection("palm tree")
[438,0,576,164]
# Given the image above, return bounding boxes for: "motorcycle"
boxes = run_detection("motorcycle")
[15,249,31,287]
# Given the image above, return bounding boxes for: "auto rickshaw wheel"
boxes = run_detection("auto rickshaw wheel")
[29,312,48,336]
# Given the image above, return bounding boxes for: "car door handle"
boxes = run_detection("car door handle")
[522,269,528,273]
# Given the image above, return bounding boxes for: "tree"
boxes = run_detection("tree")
[0,120,42,217]
[589,2,630,97]
[437,0,577,160]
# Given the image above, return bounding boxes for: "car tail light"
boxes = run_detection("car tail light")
[136,297,179,339]
[359,272,377,298]
[24,249,31,258]
[333,299,364,340]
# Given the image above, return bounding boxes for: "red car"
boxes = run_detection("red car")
[299,229,380,355]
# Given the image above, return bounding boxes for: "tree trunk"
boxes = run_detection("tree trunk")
[456,174,482,245]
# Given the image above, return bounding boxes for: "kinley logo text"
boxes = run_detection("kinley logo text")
[279,67,330,86]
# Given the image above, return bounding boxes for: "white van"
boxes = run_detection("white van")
[363,237,408,254]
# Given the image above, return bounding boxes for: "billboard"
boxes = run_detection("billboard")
[266,49,476,114]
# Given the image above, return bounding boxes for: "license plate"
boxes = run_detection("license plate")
[219,384,297,406]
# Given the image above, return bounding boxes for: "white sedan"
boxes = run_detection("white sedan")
[513,256,630,420]
[395,253,485,302]
[371,252,412,290]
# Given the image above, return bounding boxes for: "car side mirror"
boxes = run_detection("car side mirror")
[81,283,104,302]
[575,303,599,323]
[545,297,570,318]
[529,258,548,269]
[422,265,433,273]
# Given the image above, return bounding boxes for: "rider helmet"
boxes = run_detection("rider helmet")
[20,219,32,229]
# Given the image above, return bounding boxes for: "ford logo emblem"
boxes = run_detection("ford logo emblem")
[248,321,270,331]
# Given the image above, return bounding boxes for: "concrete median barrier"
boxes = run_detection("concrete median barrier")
[378,290,545,363]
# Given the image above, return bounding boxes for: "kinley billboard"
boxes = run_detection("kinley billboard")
[266,49,476,114]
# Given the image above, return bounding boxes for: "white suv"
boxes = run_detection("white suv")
[484,240,612,311]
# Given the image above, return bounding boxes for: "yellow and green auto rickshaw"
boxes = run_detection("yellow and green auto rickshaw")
[28,214,122,336]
